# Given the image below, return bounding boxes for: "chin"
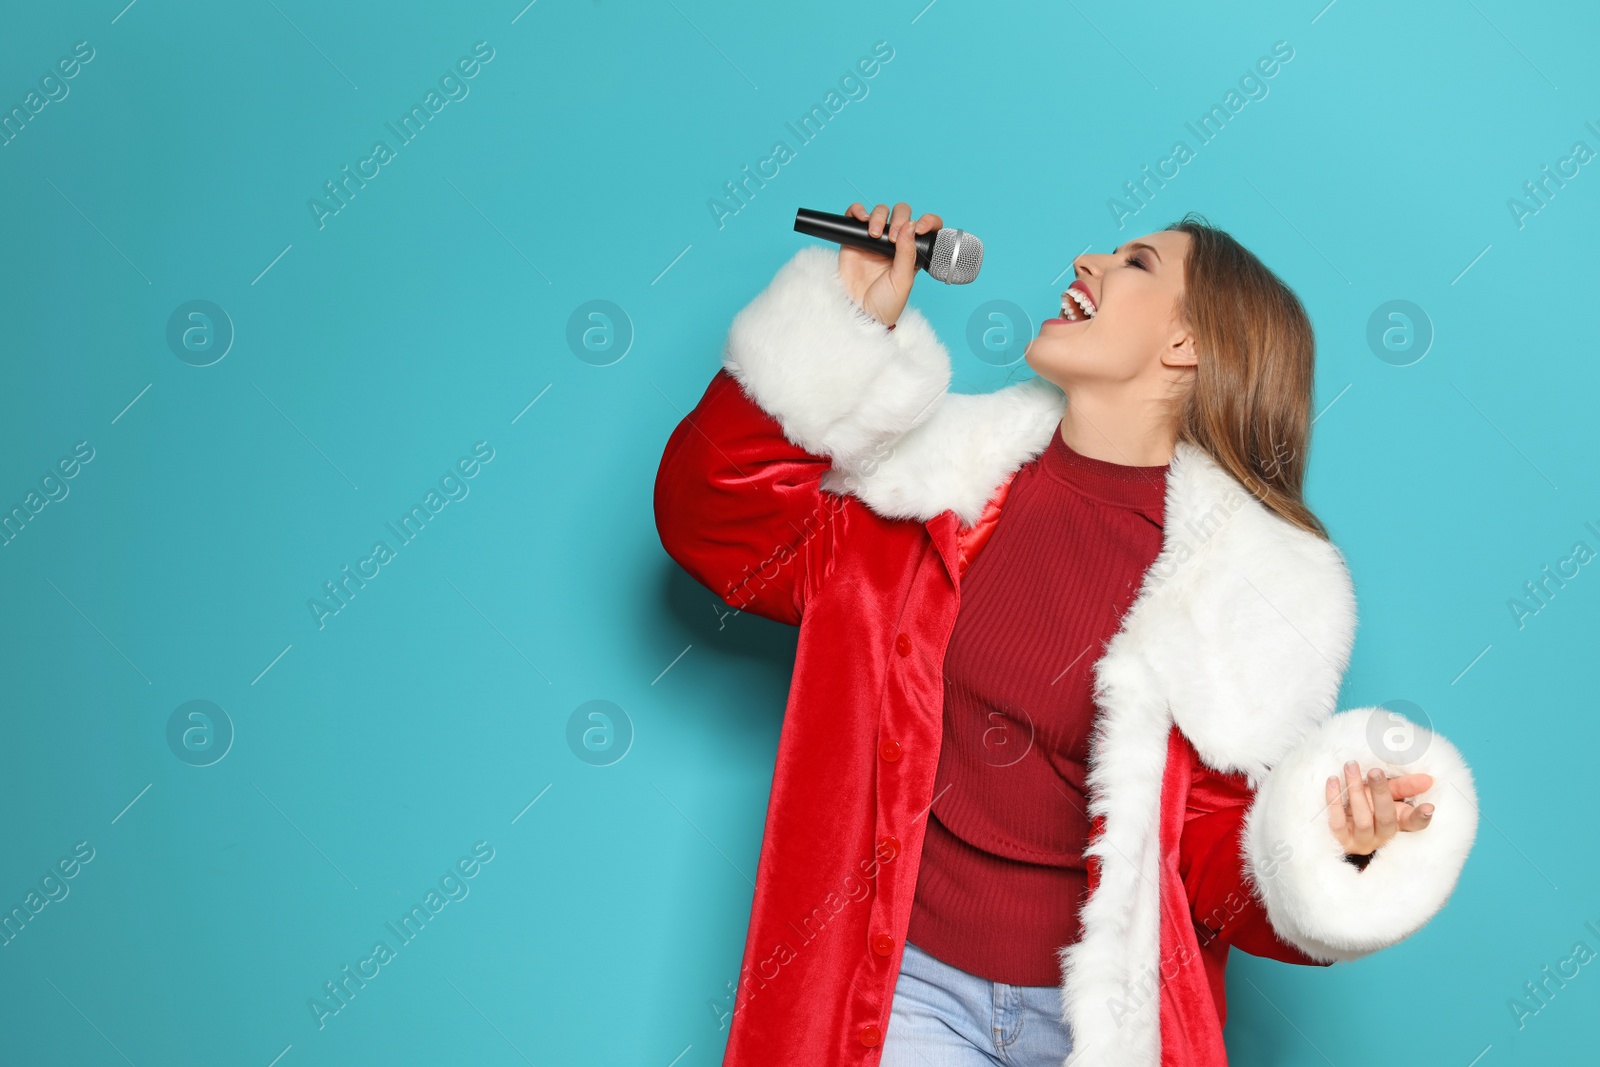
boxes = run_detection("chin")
[1023,339,1069,378]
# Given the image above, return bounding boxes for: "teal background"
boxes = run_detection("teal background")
[0,0,1594,1064]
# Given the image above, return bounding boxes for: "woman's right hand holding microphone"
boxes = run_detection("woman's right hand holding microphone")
[837,201,943,328]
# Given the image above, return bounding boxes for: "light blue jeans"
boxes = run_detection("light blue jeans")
[880,940,1076,1066]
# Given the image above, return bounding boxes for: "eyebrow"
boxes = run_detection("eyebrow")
[1113,241,1162,264]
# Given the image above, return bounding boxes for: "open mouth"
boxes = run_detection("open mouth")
[1044,282,1097,326]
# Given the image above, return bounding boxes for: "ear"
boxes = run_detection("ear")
[1162,323,1197,369]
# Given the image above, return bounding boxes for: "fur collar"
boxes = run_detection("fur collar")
[720,243,1355,780]
[824,373,1357,785]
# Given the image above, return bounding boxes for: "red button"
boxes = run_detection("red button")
[878,835,900,860]
[859,1024,883,1047]
[895,632,912,656]
[872,933,895,956]
[879,738,902,763]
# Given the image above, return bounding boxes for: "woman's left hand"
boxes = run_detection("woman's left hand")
[1326,761,1436,855]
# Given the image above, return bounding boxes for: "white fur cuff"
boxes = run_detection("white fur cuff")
[721,245,952,476]
[1241,707,1478,963]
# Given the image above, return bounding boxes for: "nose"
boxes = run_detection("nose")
[1072,252,1103,282]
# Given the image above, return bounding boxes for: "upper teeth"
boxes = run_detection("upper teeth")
[1062,288,1096,320]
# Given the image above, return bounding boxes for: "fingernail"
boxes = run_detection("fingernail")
[1345,760,1357,773]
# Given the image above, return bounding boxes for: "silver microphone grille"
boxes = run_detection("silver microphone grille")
[929,228,983,284]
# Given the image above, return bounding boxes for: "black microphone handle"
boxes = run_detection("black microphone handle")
[794,208,934,272]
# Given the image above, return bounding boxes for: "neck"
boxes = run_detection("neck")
[1057,384,1177,467]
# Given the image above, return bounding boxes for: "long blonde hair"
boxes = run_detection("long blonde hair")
[1164,213,1327,540]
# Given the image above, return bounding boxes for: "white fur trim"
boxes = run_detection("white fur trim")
[1241,707,1478,964]
[825,374,1067,527]
[721,245,952,476]
[1153,444,1358,786]
[1058,609,1171,1066]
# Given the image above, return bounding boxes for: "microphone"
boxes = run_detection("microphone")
[793,208,984,285]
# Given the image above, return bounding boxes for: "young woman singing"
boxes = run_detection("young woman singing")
[653,200,1477,1067]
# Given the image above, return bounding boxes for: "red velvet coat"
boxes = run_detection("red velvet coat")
[653,248,1477,1067]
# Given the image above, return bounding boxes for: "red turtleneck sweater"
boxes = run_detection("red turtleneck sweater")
[905,423,1170,986]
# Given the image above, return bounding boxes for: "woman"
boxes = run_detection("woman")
[653,201,1477,1067]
